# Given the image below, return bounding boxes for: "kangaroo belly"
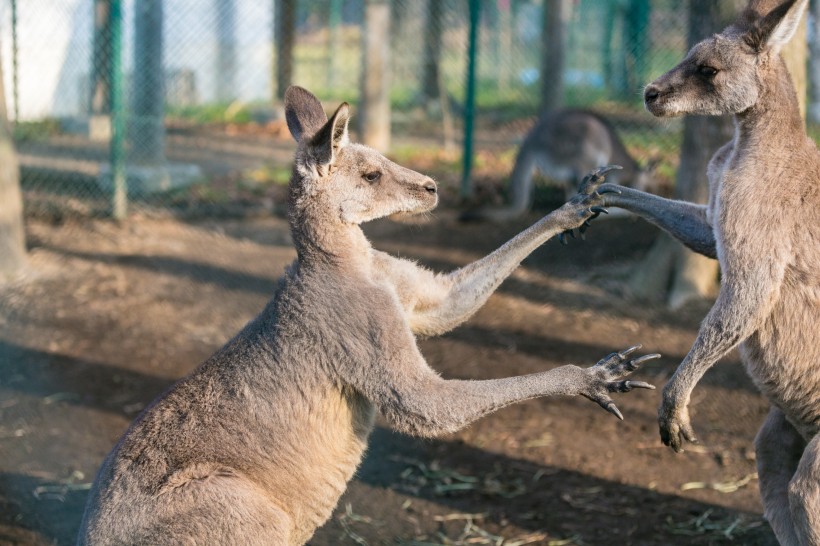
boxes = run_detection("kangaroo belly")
[741,284,820,439]
[279,387,376,544]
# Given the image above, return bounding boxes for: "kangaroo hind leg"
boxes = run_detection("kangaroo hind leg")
[142,468,293,546]
[756,408,805,546]
[789,431,820,546]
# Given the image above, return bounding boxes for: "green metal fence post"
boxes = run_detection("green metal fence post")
[110,0,126,219]
[461,0,480,199]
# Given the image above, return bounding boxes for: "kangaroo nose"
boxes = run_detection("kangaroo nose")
[423,180,437,194]
[644,85,661,103]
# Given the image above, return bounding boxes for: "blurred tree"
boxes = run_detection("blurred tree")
[90,0,113,140]
[0,52,26,280]
[420,0,444,105]
[130,0,165,165]
[540,0,567,112]
[326,0,343,90]
[275,0,296,100]
[810,0,820,122]
[359,0,391,151]
[807,0,820,123]
[782,2,808,121]
[216,0,238,103]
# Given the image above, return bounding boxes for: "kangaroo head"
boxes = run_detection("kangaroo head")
[284,86,437,226]
[644,0,807,118]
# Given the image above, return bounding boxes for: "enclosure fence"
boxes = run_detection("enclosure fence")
[2,0,692,219]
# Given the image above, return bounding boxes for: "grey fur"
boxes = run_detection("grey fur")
[588,1,820,544]
[77,87,658,545]
[471,109,659,222]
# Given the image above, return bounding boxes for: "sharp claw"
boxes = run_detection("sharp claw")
[590,206,609,215]
[583,220,592,227]
[618,345,642,360]
[605,402,624,421]
[559,232,567,245]
[628,381,655,390]
[598,186,622,195]
[631,353,662,365]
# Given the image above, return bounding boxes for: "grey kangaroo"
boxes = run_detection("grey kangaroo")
[77,86,658,545]
[586,0,820,543]
[470,109,657,222]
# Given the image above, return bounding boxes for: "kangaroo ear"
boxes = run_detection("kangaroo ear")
[308,102,350,168]
[284,86,328,142]
[746,0,807,53]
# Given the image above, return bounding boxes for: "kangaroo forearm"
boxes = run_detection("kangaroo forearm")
[663,282,777,404]
[380,365,584,437]
[418,209,575,335]
[606,189,717,259]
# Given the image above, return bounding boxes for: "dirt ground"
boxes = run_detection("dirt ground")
[0,207,778,545]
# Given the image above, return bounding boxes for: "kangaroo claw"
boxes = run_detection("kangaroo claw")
[590,206,609,215]
[618,345,642,360]
[588,164,623,180]
[559,232,568,245]
[605,402,624,421]
[631,353,662,365]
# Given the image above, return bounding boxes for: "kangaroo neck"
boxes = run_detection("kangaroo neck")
[289,209,372,274]
[734,56,804,157]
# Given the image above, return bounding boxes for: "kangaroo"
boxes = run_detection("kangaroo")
[468,109,658,222]
[585,1,820,543]
[77,87,658,545]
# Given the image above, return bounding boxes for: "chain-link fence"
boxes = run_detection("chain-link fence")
[2,0,694,219]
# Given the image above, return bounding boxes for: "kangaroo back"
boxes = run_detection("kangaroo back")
[468,110,654,222]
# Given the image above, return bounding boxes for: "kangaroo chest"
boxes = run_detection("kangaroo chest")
[710,146,820,438]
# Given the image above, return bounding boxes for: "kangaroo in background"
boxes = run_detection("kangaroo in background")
[468,109,658,222]
[77,86,658,545]
[585,0,820,543]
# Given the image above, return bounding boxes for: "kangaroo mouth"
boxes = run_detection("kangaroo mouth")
[389,195,438,220]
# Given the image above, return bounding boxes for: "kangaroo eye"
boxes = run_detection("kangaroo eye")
[363,171,381,182]
[698,65,718,77]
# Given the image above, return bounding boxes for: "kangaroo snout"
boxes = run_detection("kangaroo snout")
[423,179,437,194]
[644,85,661,104]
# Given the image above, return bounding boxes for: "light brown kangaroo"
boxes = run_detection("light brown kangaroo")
[586,1,820,543]
[467,109,658,222]
[77,86,658,545]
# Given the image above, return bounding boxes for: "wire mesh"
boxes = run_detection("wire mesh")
[1,0,697,219]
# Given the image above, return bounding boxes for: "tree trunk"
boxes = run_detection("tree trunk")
[809,0,820,122]
[130,0,165,165]
[628,0,742,308]
[0,52,26,280]
[782,4,808,122]
[540,0,566,113]
[274,0,296,101]
[90,1,113,115]
[326,0,343,90]
[89,0,113,140]
[215,0,237,103]
[420,0,444,104]
[359,0,391,151]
